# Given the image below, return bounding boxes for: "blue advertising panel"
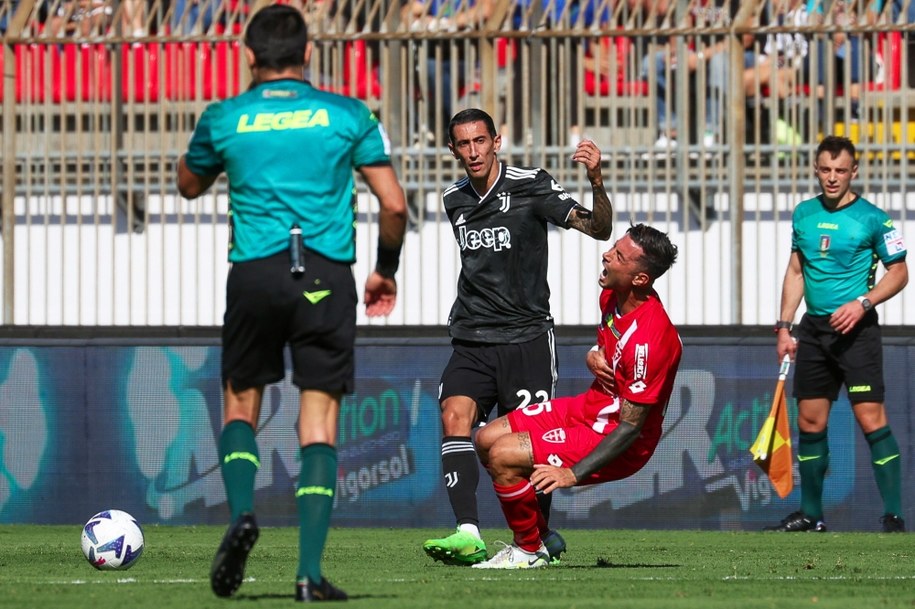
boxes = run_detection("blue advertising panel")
[0,336,912,531]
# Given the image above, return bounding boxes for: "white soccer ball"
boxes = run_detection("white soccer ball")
[80,509,145,570]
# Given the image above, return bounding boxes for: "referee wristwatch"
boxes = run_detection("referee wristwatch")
[774,320,793,333]
[857,295,873,312]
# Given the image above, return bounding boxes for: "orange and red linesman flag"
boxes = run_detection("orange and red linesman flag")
[749,355,794,499]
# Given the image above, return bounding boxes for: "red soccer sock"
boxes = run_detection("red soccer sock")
[493,480,543,552]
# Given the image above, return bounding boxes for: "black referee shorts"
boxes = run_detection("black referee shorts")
[439,329,558,423]
[793,311,885,404]
[221,250,357,394]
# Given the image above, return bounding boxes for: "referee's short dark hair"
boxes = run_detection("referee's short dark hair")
[816,135,857,164]
[245,4,309,72]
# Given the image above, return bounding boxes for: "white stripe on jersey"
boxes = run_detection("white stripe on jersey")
[505,166,541,181]
[443,178,467,197]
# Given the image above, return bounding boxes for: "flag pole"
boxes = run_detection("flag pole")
[749,354,794,498]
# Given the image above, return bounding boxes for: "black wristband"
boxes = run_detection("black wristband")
[375,243,401,278]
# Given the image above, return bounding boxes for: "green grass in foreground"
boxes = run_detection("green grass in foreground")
[0,525,914,609]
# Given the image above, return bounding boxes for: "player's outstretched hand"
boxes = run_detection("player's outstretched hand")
[531,464,577,494]
[571,139,603,179]
[364,271,397,317]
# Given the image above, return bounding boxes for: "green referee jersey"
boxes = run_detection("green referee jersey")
[183,79,392,263]
[792,194,908,315]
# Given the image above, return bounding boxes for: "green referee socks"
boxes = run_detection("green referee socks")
[219,420,261,522]
[798,430,829,520]
[296,443,337,585]
[866,426,902,517]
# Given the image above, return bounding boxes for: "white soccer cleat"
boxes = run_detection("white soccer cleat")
[471,541,550,569]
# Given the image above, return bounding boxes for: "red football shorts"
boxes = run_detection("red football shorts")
[506,393,657,485]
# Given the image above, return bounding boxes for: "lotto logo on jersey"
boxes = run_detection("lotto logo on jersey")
[628,380,647,394]
[547,454,564,467]
[541,428,567,444]
[458,225,512,252]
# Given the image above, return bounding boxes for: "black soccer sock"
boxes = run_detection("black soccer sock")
[536,489,552,528]
[866,426,902,517]
[798,429,829,520]
[441,436,480,526]
[218,420,260,522]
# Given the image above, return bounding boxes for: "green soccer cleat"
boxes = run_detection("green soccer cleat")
[423,529,487,566]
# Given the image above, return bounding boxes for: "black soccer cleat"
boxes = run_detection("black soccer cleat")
[210,512,259,597]
[542,529,567,564]
[880,514,906,533]
[296,577,348,602]
[764,510,827,532]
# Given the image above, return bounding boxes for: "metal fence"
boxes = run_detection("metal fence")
[2,0,914,326]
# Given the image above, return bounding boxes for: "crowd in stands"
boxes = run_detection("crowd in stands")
[1,0,913,148]
[638,0,913,152]
[0,0,249,37]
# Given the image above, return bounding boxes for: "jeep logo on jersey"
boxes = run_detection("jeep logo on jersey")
[542,428,567,444]
[458,225,512,251]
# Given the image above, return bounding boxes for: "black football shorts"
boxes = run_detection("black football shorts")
[793,311,885,403]
[439,329,558,423]
[222,250,357,394]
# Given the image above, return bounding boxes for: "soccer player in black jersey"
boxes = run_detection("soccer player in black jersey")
[423,108,614,565]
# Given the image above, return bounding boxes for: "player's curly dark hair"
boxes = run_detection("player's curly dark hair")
[244,4,309,72]
[627,223,678,281]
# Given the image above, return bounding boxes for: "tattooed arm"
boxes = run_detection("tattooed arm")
[530,398,652,492]
[566,139,613,240]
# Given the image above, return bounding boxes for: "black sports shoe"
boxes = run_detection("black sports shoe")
[296,577,348,602]
[881,514,906,533]
[210,512,259,597]
[542,529,567,564]
[764,510,827,532]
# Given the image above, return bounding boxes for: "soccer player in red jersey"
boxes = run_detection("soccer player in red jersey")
[472,224,682,568]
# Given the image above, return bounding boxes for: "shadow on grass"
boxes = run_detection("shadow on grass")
[591,558,681,569]
[237,593,394,601]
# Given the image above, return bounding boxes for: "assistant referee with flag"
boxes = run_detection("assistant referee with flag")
[768,135,908,533]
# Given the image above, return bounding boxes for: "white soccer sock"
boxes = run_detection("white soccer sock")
[457,523,481,539]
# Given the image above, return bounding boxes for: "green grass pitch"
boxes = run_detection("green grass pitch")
[1,525,913,608]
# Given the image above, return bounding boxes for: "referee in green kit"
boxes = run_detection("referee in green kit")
[177,4,407,601]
